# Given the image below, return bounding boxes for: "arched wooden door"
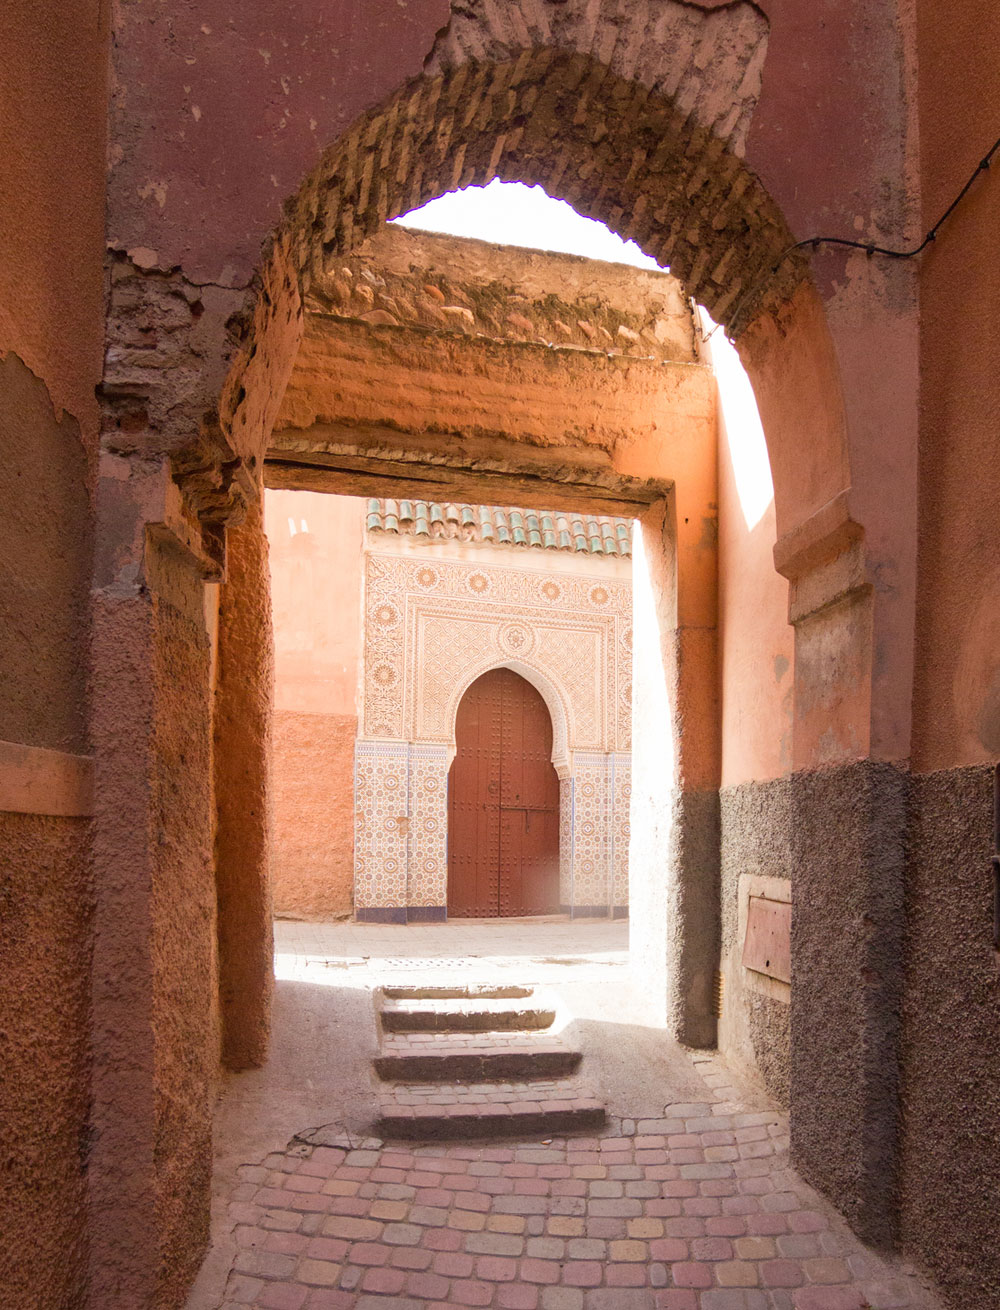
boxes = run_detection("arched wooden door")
[447,667,560,918]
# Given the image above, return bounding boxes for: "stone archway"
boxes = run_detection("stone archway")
[90,7,906,1299]
[200,35,856,1046]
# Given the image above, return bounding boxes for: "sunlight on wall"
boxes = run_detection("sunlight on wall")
[630,520,673,748]
[627,519,677,1023]
[398,181,775,534]
[396,179,663,271]
[699,309,774,532]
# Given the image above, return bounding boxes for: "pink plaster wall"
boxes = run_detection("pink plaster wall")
[711,333,794,788]
[911,0,1000,773]
[271,712,358,919]
[266,492,365,917]
[267,491,365,717]
[0,2,108,1303]
[90,0,929,1298]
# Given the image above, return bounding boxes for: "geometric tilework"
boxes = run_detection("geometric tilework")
[356,546,632,914]
[363,552,631,754]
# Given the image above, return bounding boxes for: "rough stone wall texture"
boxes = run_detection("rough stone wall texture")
[719,779,794,1105]
[87,540,218,1310]
[899,6,1000,1303]
[215,498,275,1071]
[0,812,91,1310]
[309,223,696,361]
[425,0,769,155]
[275,314,712,469]
[0,354,92,755]
[150,587,217,1310]
[790,760,907,1247]
[0,1,107,1298]
[899,765,1000,1309]
[272,711,357,919]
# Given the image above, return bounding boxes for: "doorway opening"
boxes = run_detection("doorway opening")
[265,485,635,929]
[256,169,784,1049]
[448,667,560,918]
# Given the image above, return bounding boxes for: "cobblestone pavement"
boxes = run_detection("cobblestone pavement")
[203,1075,938,1310]
[189,922,940,1310]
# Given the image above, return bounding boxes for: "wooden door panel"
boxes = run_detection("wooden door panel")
[448,667,560,918]
[500,807,560,916]
[447,672,502,917]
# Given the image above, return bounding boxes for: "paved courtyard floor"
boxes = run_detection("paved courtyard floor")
[185,919,941,1310]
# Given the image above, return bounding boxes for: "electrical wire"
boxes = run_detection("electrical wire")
[707,127,1000,340]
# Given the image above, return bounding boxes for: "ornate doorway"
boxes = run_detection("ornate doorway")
[447,667,560,917]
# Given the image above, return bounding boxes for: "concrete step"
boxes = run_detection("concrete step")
[375,1075,606,1140]
[377,991,557,1034]
[374,1029,581,1082]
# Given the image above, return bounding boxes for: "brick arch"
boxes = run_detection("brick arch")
[219,44,833,499]
[290,55,795,326]
[208,25,862,1072]
[217,40,852,549]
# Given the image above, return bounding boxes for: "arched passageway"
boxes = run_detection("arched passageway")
[447,667,560,918]
[86,4,921,1299]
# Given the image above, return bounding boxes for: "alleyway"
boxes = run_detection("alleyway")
[186,923,939,1310]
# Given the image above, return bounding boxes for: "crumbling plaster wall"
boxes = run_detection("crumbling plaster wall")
[0,2,109,1305]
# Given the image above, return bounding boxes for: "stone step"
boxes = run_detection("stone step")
[375,1075,606,1140]
[374,1028,581,1081]
[381,983,533,1001]
[377,993,557,1034]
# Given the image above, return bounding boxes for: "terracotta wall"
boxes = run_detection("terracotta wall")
[80,0,991,1302]
[266,492,365,918]
[910,2,1000,775]
[0,1,108,1304]
[897,2,1000,1302]
[708,325,796,1104]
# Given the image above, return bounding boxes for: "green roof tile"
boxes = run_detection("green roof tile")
[365,500,633,558]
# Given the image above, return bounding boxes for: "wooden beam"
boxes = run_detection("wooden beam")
[264,457,665,517]
[265,423,670,516]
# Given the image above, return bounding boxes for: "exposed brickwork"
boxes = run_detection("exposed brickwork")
[101,236,303,560]
[220,42,804,518]
[278,53,799,340]
[105,11,805,545]
[425,0,770,156]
